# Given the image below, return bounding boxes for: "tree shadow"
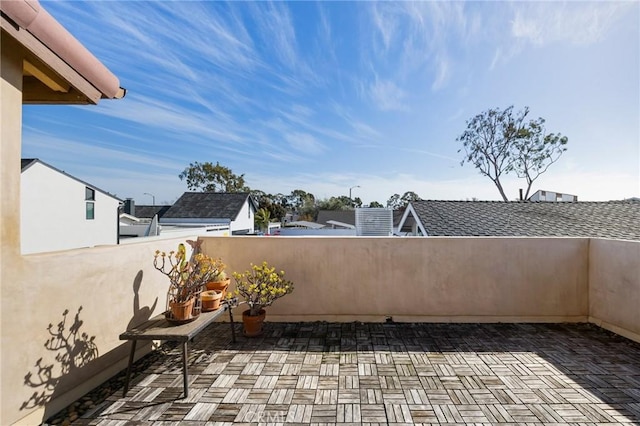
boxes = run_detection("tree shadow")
[21,306,98,410]
[126,270,158,331]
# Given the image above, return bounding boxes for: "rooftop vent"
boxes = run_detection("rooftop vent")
[355,208,393,236]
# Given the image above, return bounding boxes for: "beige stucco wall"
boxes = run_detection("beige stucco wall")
[201,237,590,322]
[0,33,181,425]
[2,32,27,426]
[3,237,196,425]
[589,238,640,342]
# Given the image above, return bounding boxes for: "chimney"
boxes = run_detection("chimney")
[519,189,523,201]
[124,198,135,216]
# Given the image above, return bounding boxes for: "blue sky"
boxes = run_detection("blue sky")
[23,1,639,205]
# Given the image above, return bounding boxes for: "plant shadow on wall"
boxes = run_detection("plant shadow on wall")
[21,307,98,410]
[126,270,158,331]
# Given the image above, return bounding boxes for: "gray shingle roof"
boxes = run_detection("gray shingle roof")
[316,210,355,226]
[409,200,640,240]
[134,205,171,219]
[162,192,253,220]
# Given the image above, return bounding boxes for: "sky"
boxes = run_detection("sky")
[22,1,639,206]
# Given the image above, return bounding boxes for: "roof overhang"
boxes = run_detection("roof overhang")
[1,0,125,104]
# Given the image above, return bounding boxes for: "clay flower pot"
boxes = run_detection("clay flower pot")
[169,298,195,320]
[206,277,230,297]
[201,290,223,312]
[242,309,266,337]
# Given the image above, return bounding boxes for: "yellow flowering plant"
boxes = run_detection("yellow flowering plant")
[154,241,225,303]
[232,261,294,316]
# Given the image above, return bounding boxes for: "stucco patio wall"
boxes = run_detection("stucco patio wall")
[7,236,640,425]
[201,236,590,323]
[588,238,640,342]
[3,236,197,425]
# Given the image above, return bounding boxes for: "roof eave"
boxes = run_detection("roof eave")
[1,0,125,104]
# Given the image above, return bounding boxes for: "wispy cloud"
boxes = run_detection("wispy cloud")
[490,2,632,69]
[26,1,637,206]
[284,132,326,155]
[368,77,408,111]
[22,131,184,172]
[431,53,450,91]
[365,1,472,96]
[511,2,626,46]
[250,2,298,70]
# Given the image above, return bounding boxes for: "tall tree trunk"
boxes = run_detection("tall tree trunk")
[493,179,509,201]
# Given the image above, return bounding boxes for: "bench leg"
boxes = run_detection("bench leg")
[228,308,236,343]
[182,341,189,398]
[123,340,137,397]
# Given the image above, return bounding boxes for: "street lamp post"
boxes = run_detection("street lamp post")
[349,185,360,200]
[143,192,155,206]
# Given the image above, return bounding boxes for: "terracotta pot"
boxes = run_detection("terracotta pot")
[170,298,195,320]
[201,290,223,312]
[206,277,230,297]
[242,309,266,337]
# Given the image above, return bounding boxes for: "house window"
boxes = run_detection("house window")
[85,187,95,220]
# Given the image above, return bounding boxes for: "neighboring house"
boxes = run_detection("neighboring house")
[21,158,121,254]
[529,189,578,202]
[398,200,640,240]
[316,210,355,229]
[123,201,171,221]
[160,192,258,235]
[119,199,233,239]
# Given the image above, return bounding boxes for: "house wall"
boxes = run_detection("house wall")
[231,200,255,234]
[588,238,640,342]
[21,162,120,254]
[530,190,577,202]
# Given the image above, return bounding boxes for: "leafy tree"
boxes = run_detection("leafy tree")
[250,190,287,222]
[386,194,401,209]
[316,196,354,211]
[286,190,315,212]
[457,106,568,201]
[386,191,420,210]
[179,161,249,192]
[511,119,568,199]
[250,189,267,205]
[258,198,286,222]
[368,201,384,208]
[254,208,271,233]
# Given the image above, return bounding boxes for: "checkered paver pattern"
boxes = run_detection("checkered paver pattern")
[77,322,640,424]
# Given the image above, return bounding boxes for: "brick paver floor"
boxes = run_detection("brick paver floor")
[69,322,640,425]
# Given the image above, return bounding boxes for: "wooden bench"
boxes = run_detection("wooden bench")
[119,303,236,397]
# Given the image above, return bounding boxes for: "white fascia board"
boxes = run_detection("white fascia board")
[398,203,429,236]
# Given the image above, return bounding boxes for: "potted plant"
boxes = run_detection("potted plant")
[153,241,224,323]
[206,269,230,297]
[201,289,224,312]
[232,261,294,336]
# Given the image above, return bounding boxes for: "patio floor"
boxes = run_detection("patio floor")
[57,322,640,425]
